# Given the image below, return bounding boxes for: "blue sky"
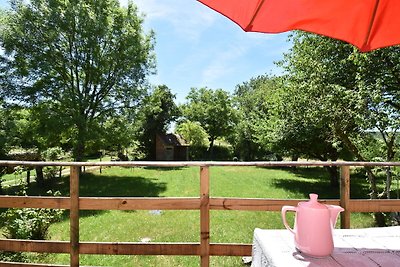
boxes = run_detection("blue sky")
[0,0,292,104]
[133,0,291,103]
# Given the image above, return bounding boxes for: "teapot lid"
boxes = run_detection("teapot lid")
[298,193,327,209]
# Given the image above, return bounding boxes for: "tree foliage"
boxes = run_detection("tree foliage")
[175,120,208,147]
[0,103,13,158]
[0,190,63,240]
[279,31,400,225]
[232,75,282,161]
[181,87,235,158]
[280,32,399,162]
[0,0,155,160]
[175,120,208,159]
[135,85,180,160]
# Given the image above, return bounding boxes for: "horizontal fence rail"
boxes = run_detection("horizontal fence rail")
[0,161,400,267]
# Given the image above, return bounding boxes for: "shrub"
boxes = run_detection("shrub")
[0,251,27,262]
[0,191,63,240]
[41,147,64,161]
[212,145,234,160]
[1,208,62,240]
[43,166,59,180]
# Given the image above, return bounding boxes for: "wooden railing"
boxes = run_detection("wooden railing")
[1,161,400,267]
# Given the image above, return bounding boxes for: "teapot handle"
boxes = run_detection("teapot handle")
[281,205,296,234]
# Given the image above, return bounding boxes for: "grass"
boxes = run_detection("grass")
[1,171,34,184]
[1,165,377,266]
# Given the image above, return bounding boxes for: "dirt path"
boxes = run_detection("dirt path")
[2,166,102,187]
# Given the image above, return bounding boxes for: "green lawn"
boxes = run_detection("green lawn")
[2,166,376,266]
[1,170,34,184]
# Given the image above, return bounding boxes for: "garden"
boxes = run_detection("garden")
[0,165,379,266]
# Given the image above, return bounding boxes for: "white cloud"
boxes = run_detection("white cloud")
[125,0,175,20]
[129,0,217,41]
[119,0,290,97]
[201,45,248,87]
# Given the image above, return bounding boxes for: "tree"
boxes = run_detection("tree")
[271,80,353,186]
[175,120,208,159]
[99,115,135,156]
[280,31,400,225]
[135,85,180,160]
[0,104,11,159]
[353,47,400,202]
[0,0,155,161]
[175,121,208,147]
[0,102,18,187]
[232,73,348,183]
[232,75,283,161]
[181,87,236,159]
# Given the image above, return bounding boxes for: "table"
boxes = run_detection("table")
[251,226,400,267]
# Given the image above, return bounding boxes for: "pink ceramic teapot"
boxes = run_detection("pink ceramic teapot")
[281,193,344,257]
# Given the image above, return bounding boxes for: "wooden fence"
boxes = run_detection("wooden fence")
[1,161,400,267]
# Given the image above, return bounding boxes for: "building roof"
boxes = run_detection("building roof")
[158,133,189,146]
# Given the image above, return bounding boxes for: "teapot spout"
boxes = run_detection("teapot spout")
[328,205,344,228]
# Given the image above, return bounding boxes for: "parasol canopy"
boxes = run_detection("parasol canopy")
[197,0,400,52]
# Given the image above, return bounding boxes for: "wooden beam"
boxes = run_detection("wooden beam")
[0,239,69,253]
[0,196,69,209]
[0,240,252,256]
[3,195,397,213]
[348,199,400,212]
[79,242,200,255]
[69,166,80,267]
[340,166,351,229]
[0,262,68,267]
[0,196,334,212]
[210,198,339,211]
[200,166,210,267]
[2,160,400,168]
[209,243,251,256]
[79,197,200,210]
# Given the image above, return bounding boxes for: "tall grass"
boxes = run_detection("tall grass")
[3,166,375,266]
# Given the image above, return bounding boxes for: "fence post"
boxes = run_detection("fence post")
[340,166,350,229]
[200,166,210,267]
[70,166,80,267]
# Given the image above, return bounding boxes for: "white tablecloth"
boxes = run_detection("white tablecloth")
[251,226,400,267]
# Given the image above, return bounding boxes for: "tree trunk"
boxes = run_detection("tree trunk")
[246,139,253,161]
[384,137,399,224]
[324,166,339,187]
[374,212,387,227]
[208,138,215,160]
[334,126,385,226]
[291,155,299,171]
[26,169,30,185]
[150,135,156,160]
[35,166,44,187]
[74,139,85,162]
[363,167,386,226]
[73,118,88,162]
[385,167,392,199]
[73,122,86,176]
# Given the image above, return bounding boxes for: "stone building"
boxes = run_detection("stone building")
[155,133,189,161]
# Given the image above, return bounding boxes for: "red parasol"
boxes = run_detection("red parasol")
[197,0,400,52]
